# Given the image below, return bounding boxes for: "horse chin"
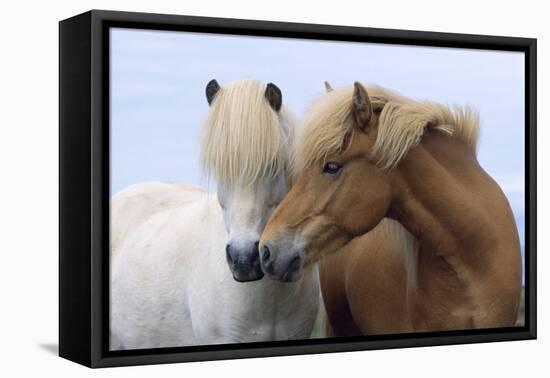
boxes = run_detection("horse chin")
[279,267,303,282]
[263,268,303,283]
[262,255,304,282]
[231,269,265,283]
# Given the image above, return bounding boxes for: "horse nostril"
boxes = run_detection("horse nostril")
[249,241,260,264]
[225,244,234,264]
[262,245,271,262]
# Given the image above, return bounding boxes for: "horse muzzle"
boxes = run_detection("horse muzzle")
[259,240,304,282]
[226,242,264,282]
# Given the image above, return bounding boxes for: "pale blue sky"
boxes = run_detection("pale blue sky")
[110,28,525,252]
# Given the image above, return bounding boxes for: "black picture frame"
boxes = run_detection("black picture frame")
[59,9,537,368]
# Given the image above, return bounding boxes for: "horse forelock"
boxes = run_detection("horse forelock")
[294,84,480,172]
[200,79,295,188]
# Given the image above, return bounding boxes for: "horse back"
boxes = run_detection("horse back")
[110,182,206,256]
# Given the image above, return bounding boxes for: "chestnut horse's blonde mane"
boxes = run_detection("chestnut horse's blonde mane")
[294,84,479,171]
[201,79,295,187]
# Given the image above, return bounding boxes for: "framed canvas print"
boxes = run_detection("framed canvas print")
[59,9,537,368]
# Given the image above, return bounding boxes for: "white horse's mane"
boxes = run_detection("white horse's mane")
[294,84,479,171]
[201,79,295,187]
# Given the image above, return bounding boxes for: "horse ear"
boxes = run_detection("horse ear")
[265,83,282,112]
[324,81,334,93]
[352,82,372,131]
[206,79,221,106]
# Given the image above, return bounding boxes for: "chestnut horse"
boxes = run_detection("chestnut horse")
[260,83,521,334]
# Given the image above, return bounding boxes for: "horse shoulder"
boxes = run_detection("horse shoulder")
[110,182,214,349]
[321,220,411,336]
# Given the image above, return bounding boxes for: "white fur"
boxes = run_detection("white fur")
[110,182,319,349]
[110,79,319,349]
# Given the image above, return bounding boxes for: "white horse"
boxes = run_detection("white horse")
[110,79,320,349]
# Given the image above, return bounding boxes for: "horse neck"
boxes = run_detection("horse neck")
[387,133,520,317]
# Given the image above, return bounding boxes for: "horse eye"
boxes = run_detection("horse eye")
[323,161,342,175]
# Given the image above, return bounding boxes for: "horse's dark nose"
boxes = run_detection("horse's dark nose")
[262,245,271,264]
[259,241,303,282]
[225,243,235,265]
[226,241,264,282]
[248,242,260,265]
